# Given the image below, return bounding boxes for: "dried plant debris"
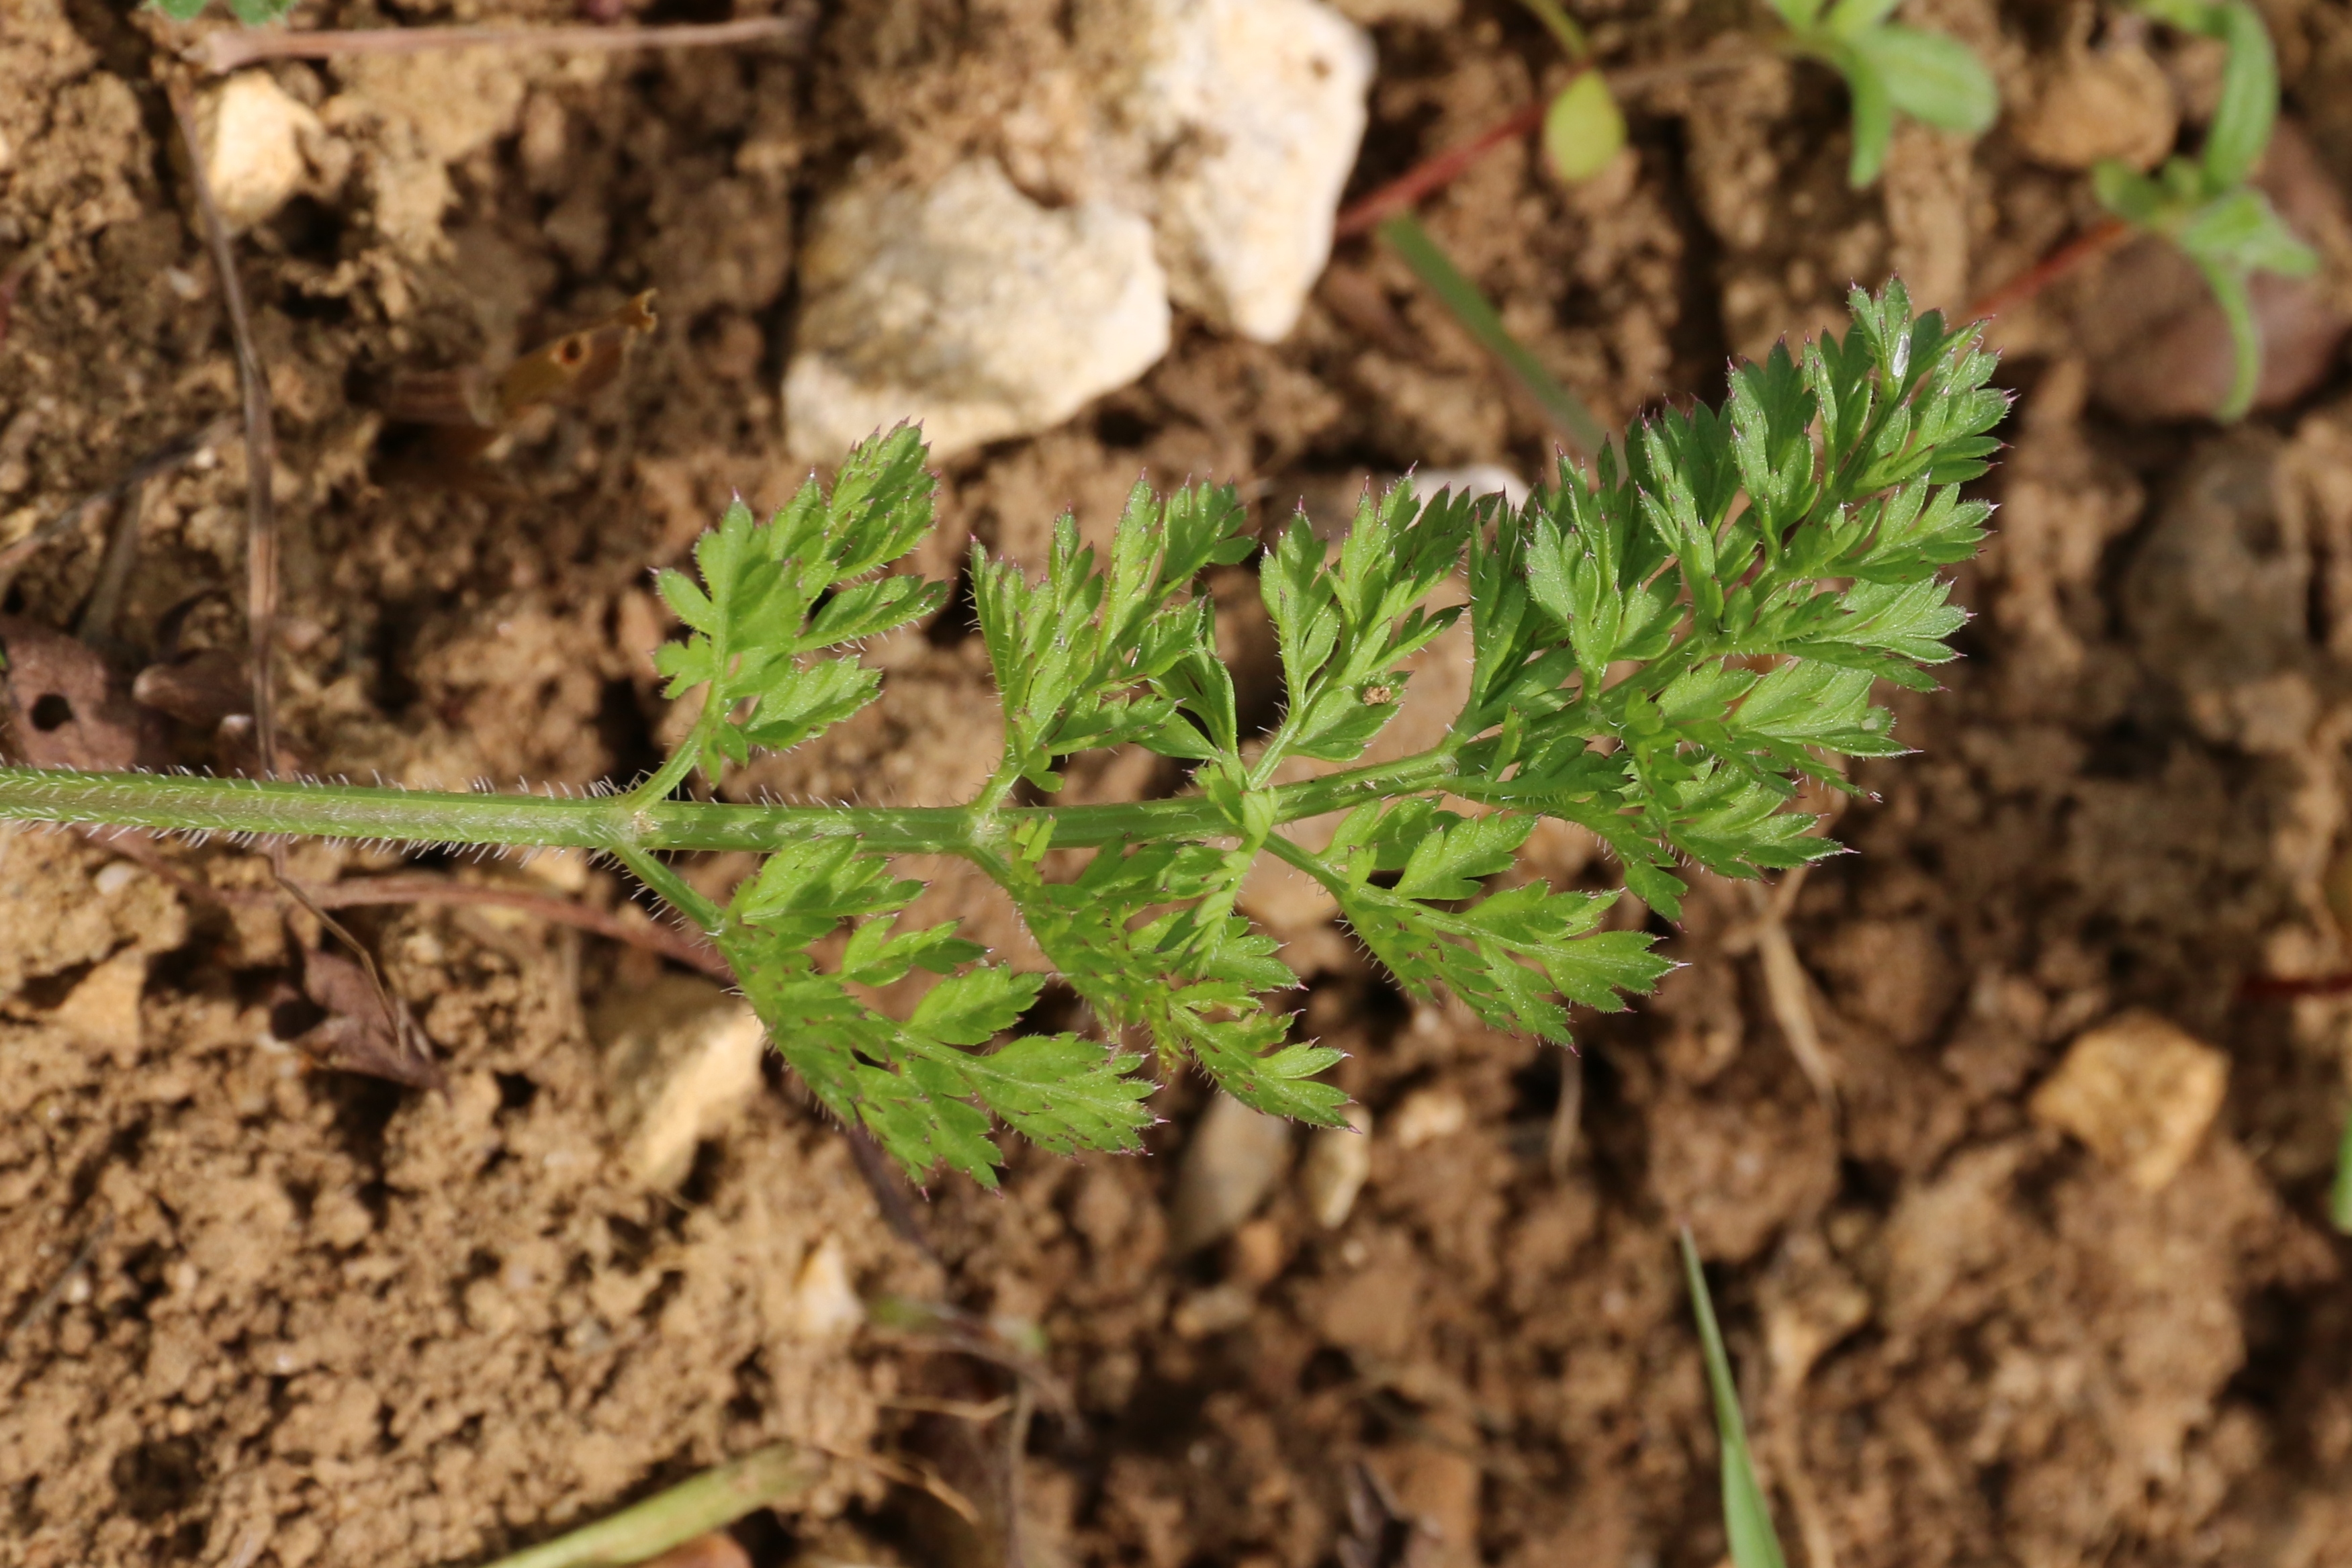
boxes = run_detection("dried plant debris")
[377,291,658,481]
[285,945,443,1091]
[0,615,159,771]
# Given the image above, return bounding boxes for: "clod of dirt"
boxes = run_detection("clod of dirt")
[2006,23,2175,173]
[592,972,766,1189]
[2029,1010,2229,1190]
[784,159,1170,463]
[1388,1085,1466,1148]
[2082,123,2352,421]
[1092,0,1373,342]
[1301,1106,1373,1228]
[2121,427,2322,752]
[0,614,155,770]
[196,74,324,232]
[1171,1279,1257,1338]
[48,945,146,1066]
[1167,1093,1295,1253]
[1758,1227,1870,1389]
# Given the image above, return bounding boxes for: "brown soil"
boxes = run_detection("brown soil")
[4,2,2352,1566]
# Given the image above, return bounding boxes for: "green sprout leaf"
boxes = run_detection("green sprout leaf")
[2333,1106,2352,1233]
[1681,1230,1792,1568]
[2091,0,2312,420]
[1543,71,1627,184]
[1778,2,1999,187]
[1853,26,2000,135]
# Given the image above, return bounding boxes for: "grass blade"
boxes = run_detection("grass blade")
[1377,214,1608,457]
[2332,1106,2351,1233]
[1679,1227,1791,1568]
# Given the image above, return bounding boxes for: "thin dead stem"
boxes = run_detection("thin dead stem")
[1723,868,1838,1101]
[80,827,729,977]
[187,15,810,75]
[0,417,236,586]
[166,80,279,784]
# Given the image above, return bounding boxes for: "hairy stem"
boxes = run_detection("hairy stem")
[0,753,1464,858]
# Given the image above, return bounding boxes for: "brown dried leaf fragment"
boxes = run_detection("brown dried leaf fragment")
[378,291,658,481]
[295,946,443,1092]
[0,615,161,770]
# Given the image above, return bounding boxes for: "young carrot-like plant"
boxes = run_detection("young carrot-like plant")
[0,283,2000,1185]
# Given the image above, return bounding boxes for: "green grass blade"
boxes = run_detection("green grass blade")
[1377,214,1608,457]
[2332,1106,2352,1233]
[1679,1228,1791,1568]
[1513,0,1591,58]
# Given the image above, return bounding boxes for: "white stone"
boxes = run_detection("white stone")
[1097,0,1373,342]
[787,1235,865,1341]
[784,158,1171,463]
[591,974,766,1189]
[199,74,322,232]
[1167,1093,1295,1254]
[1300,1105,1373,1229]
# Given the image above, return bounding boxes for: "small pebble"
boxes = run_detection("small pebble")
[2029,1010,2228,1191]
[1301,1105,1373,1229]
[1169,1094,1295,1254]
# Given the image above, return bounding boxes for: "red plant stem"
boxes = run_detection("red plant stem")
[2237,972,2352,1001]
[1332,52,1760,241]
[1336,101,1547,240]
[1964,216,2130,322]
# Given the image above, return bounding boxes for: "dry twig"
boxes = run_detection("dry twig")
[1721,867,1838,1101]
[188,14,810,75]
[0,417,236,584]
[1,1212,114,1360]
[79,828,729,976]
[166,79,279,781]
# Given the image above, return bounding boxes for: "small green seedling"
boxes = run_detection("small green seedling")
[0,285,1999,1187]
[150,0,300,21]
[1773,0,2000,187]
[2092,0,2316,420]
[1513,0,1629,184]
[2333,1107,2351,1233]
[1680,1229,1791,1568]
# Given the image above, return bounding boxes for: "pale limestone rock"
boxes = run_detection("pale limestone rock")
[1171,1281,1256,1338]
[1168,1093,1294,1253]
[592,974,766,1189]
[787,1235,864,1341]
[784,158,1170,463]
[2030,1011,2228,1191]
[199,74,323,232]
[1103,0,1373,342]
[1301,1105,1373,1228]
[1390,1085,1467,1150]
